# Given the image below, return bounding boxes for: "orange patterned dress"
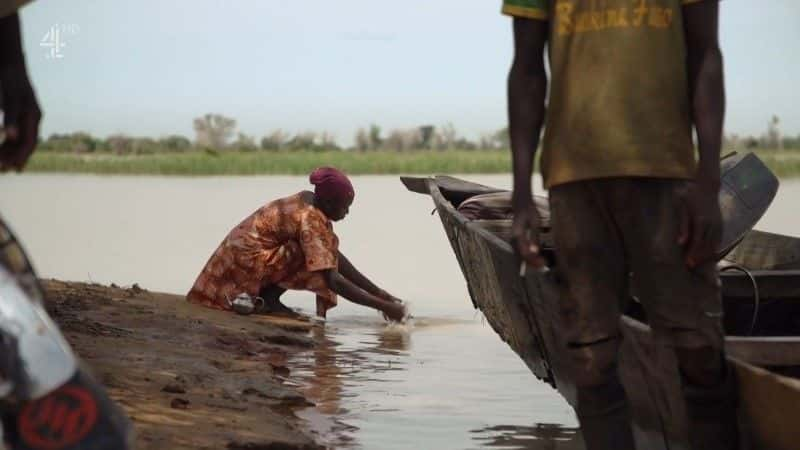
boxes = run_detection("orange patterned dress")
[187,192,339,311]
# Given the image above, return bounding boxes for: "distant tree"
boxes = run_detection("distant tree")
[723,133,741,151]
[107,134,133,154]
[354,128,370,152]
[475,127,511,150]
[368,124,382,151]
[43,132,96,153]
[384,129,421,152]
[286,131,317,151]
[39,133,62,152]
[418,125,435,150]
[478,133,495,150]
[433,123,458,151]
[318,132,339,151]
[766,115,782,150]
[193,113,237,150]
[159,135,192,152]
[131,137,157,154]
[71,132,96,153]
[743,136,760,149]
[233,133,258,151]
[261,130,287,151]
[384,131,401,152]
[454,137,477,150]
[406,129,424,150]
[492,127,510,150]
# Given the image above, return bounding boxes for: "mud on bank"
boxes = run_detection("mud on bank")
[42,279,324,450]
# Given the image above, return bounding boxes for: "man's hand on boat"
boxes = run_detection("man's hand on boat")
[511,201,547,271]
[678,179,723,268]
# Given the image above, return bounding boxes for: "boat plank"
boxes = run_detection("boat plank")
[734,360,800,450]
[486,235,552,379]
[721,270,800,299]
[431,179,552,381]
[727,337,800,367]
[725,230,800,270]
[620,317,690,449]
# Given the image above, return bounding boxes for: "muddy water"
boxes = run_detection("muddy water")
[289,317,581,449]
[1,174,798,449]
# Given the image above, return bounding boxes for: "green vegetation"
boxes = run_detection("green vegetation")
[30,113,800,176]
[755,149,800,178]
[38,119,509,155]
[25,149,514,175]
[28,114,800,177]
[24,149,800,177]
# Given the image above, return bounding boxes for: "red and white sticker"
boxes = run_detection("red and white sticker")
[18,385,99,450]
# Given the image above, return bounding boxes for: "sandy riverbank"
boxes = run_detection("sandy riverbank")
[42,279,324,450]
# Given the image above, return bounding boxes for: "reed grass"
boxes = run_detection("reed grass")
[25,150,512,175]
[23,149,800,177]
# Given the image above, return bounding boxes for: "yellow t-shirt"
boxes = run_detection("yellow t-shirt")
[503,0,705,188]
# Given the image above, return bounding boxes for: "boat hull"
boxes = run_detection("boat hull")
[416,176,800,450]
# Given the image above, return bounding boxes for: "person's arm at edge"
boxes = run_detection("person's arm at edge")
[680,0,725,266]
[0,12,42,171]
[509,17,548,267]
[0,13,23,65]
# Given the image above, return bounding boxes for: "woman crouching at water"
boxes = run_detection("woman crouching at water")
[187,167,406,322]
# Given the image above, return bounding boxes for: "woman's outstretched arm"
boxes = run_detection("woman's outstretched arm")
[322,269,405,321]
[338,252,401,302]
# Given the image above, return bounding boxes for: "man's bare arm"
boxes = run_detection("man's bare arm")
[679,0,725,267]
[684,0,725,185]
[508,18,548,266]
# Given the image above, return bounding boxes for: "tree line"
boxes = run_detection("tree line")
[37,113,799,155]
[39,113,511,154]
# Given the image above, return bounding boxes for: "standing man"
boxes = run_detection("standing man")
[505,1,735,449]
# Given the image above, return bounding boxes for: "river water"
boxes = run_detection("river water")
[1,174,798,450]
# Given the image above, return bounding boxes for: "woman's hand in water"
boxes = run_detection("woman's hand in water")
[381,300,406,323]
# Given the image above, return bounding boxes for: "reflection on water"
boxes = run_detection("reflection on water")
[470,424,582,450]
[291,318,414,442]
[289,316,580,450]
[300,324,412,415]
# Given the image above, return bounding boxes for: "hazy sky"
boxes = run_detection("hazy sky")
[20,0,800,144]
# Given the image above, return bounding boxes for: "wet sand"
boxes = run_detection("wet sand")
[42,279,323,450]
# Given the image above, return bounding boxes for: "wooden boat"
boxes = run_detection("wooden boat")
[403,153,800,450]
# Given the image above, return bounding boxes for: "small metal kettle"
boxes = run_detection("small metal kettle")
[227,293,265,315]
